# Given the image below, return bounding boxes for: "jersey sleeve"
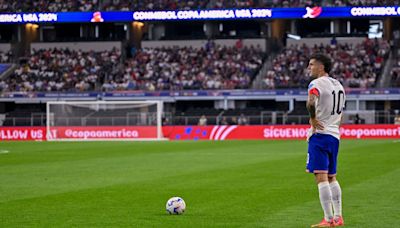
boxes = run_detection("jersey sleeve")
[308,80,320,97]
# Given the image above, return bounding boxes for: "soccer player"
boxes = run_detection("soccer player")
[306,53,345,227]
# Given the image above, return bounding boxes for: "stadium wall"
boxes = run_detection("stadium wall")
[286,37,367,47]
[142,39,266,51]
[30,41,121,51]
[0,43,11,52]
[1,125,399,141]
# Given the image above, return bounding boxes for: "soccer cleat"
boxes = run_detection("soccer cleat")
[333,216,344,226]
[311,218,334,227]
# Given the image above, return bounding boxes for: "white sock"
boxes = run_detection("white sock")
[330,181,342,218]
[318,181,333,221]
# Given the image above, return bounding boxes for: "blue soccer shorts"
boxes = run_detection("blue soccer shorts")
[306,133,340,176]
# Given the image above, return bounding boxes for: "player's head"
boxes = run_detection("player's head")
[308,53,332,78]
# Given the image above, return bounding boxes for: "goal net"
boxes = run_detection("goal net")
[46,101,164,141]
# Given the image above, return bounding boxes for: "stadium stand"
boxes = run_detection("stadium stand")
[0,48,121,92]
[0,0,208,12]
[391,65,400,88]
[262,38,390,89]
[0,41,264,92]
[0,50,11,63]
[0,51,12,91]
[325,0,399,6]
[103,0,210,11]
[211,0,322,8]
[110,42,265,91]
[0,63,11,74]
[107,0,400,9]
[0,0,98,12]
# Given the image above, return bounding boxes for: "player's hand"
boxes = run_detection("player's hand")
[309,118,324,132]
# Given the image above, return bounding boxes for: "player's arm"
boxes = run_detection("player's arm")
[306,93,318,119]
[339,94,346,125]
[306,90,324,130]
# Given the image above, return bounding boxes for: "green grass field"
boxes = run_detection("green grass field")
[0,139,399,227]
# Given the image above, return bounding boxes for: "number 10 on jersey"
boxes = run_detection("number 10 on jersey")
[331,90,344,115]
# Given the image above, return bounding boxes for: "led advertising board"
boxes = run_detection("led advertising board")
[0,7,399,23]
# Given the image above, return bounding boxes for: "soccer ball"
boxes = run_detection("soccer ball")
[166,197,186,215]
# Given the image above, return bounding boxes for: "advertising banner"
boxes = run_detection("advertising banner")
[1,7,400,24]
[0,127,46,140]
[49,126,158,139]
[0,125,399,141]
[163,125,400,140]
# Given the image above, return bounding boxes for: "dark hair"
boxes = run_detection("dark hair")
[310,53,332,73]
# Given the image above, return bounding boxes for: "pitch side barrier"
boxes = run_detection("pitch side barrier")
[0,125,399,141]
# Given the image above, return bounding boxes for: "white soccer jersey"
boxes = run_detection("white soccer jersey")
[307,76,346,140]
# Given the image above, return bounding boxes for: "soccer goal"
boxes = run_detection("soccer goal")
[46,100,165,141]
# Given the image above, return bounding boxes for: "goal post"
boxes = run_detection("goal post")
[46,100,165,141]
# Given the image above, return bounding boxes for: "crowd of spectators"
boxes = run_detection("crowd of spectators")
[215,0,397,8]
[390,58,400,87]
[324,0,399,6]
[0,0,98,12]
[0,48,121,92]
[103,41,264,91]
[0,41,264,92]
[101,0,318,11]
[263,38,390,89]
[0,51,12,91]
[1,0,397,12]
[0,0,208,12]
[212,0,320,8]
[0,51,11,63]
[102,0,209,11]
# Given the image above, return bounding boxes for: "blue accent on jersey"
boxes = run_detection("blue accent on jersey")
[307,133,339,175]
